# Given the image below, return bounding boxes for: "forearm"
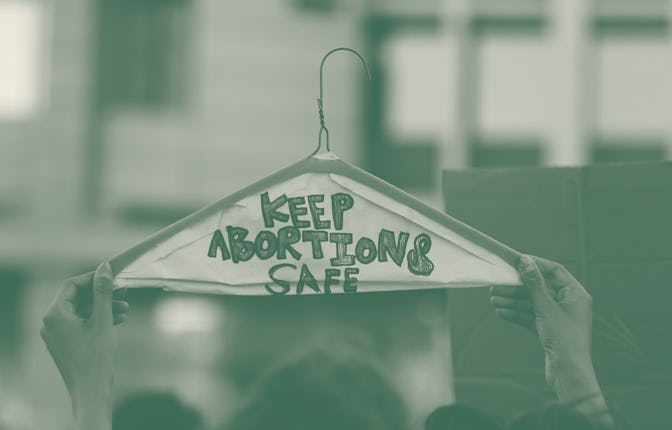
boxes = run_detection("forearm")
[549,355,613,428]
[72,386,113,430]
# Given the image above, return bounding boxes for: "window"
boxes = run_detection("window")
[592,8,671,163]
[471,16,547,167]
[0,1,45,120]
[96,0,192,109]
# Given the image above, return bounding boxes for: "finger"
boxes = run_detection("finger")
[74,303,92,319]
[530,257,588,305]
[112,300,129,314]
[43,283,78,328]
[68,271,95,288]
[65,272,95,320]
[490,295,534,312]
[43,273,97,331]
[91,262,114,325]
[529,256,565,276]
[113,288,127,299]
[76,299,128,320]
[494,308,535,328]
[57,272,93,305]
[530,256,576,288]
[491,285,531,299]
[72,293,92,319]
[113,313,127,325]
[518,255,554,308]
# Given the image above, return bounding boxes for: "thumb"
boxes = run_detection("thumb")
[91,262,114,325]
[518,255,555,312]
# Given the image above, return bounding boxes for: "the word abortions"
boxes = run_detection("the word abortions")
[207,192,434,295]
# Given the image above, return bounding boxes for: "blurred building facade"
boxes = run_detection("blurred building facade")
[1,0,672,428]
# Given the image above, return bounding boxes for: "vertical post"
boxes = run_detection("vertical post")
[443,0,472,170]
[547,0,589,166]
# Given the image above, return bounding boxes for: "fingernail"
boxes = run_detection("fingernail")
[99,262,112,277]
[519,255,533,272]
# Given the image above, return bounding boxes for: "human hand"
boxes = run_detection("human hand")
[490,255,593,392]
[41,262,128,429]
[491,255,612,426]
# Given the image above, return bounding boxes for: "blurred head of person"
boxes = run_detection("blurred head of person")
[507,402,611,430]
[222,347,408,430]
[425,404,501,430]
[113,391,204,430]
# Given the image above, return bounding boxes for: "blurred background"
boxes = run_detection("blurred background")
[1,0,672,428]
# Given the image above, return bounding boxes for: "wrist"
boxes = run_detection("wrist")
[71,374,113,404]
[547,355,614,428]
[73,393,113,430]
[546,352,599,401]
[72,378,113,430]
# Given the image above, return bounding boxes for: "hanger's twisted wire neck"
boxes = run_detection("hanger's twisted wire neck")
[313,47,371,156]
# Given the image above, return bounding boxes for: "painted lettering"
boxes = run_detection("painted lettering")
[331,193,354,230]
[254,230,277,260]
[307,194,330,229]
[261,192,289,228]
[302,230,328,259]
[324,268,340,294]
[287,196,310,228]
[296,264,320,294]
[407,233,435,276]
[226,226,255,263]
[277,226,302,260]
[207,229,231,261]
[343,267,359,293]
[378,229,409,266]
[354,237,376,264]
[265,263,294,295]
[329,232,355,266]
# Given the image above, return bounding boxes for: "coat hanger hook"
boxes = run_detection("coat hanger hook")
[313,48,372,156]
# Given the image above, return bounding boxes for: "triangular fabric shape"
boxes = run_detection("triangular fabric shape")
[109,153,522,295]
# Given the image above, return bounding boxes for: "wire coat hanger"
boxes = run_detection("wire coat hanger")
[313,48,372,156]
[107,47,522,295]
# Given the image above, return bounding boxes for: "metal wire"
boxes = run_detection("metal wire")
[313,48,371,156]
